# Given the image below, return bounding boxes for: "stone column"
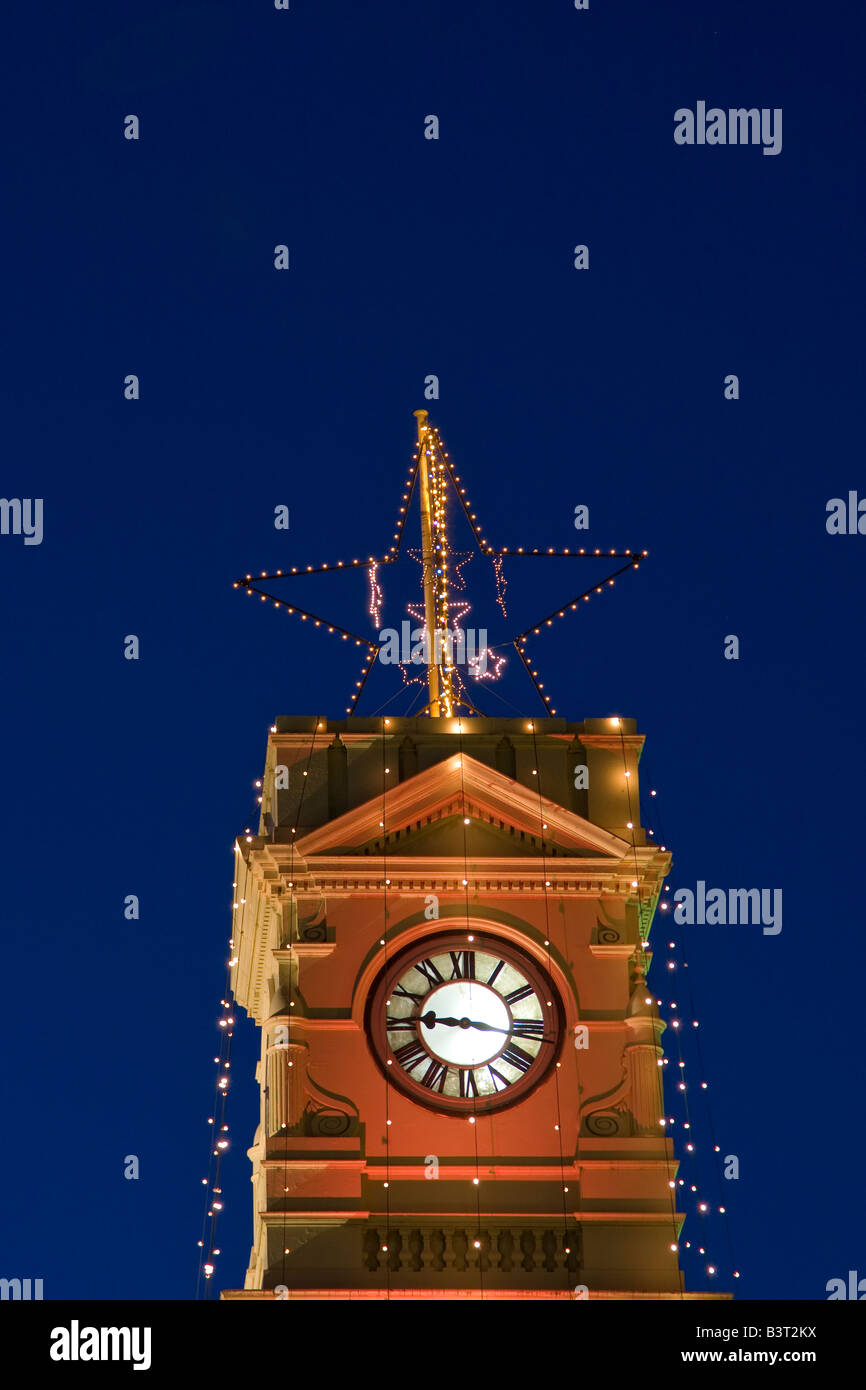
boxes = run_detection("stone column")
[623,962,666,1134]
[264,1029,307,1134]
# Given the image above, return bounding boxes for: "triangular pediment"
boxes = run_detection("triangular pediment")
[294,753,629,859]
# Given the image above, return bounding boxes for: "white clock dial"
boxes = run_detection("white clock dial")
[379,942,553,1106]
[417,980,511,1067]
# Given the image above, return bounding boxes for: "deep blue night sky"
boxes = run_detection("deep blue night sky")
[1,0,863,1301]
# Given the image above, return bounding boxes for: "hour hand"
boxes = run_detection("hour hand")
[420,1010,459,1029]
[419,1011,511,1035]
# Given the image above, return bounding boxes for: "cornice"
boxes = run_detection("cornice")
[242,845,669,899]
[578,733,645,752]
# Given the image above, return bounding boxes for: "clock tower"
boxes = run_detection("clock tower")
[219,413,726,1300]
[221,713,700,1299]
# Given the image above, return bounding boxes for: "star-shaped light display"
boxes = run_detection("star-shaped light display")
[235,412,648,716]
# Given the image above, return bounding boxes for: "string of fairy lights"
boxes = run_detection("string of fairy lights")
[605,719,685,1294]
[195,837,250,1297]
[621,729,741,1291]
[194,991,234,1296]
[197,726,337,1298]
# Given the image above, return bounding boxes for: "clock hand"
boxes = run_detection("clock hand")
[419,1011,510,1034]
[467,1020,555,1042]
[418,1010,554,1044]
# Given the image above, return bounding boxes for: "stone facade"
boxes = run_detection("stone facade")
[221,715,723,1299]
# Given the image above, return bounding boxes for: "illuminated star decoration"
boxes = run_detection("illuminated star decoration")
[234,415,648,716]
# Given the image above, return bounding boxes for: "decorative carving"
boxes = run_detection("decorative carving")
[294,899,329,944]
[407,1229,424,1272]
[309,1110,351,1137]
[473,1231,491,1271]
[578,1051,630,1125]
[429,1230,446,1271]
[452,1230,469,1271]
[356,1224,583,1277]
[497,1229,514,1272]
[386,1231,403,1273]
[564,1229,583,1273]
[591,914,626,946]
[594,924,622,945]
[302,1070,359,1137]
[299,923,327,942]
[583,1107,632,1138]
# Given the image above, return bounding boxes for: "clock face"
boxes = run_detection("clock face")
[366,933,562,1114]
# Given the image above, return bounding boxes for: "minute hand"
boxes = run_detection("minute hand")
[470,1019,553,1045]
[421,1012,510,1033]
[424,1013,553,1043]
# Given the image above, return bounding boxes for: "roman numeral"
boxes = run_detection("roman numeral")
[420,1059,449,1092]
[449,950,475,980]
[414,957,444,989]
[500,1043,533,1074]
[393,1039,428,1073]
[458,1068,479,1098]
[386,1016,418,1032]
[504,982,534,1005]
[486,960,505,987]
[510,1019,546,1040]
[488,1065,511,1092]
[392,983,423,1004]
